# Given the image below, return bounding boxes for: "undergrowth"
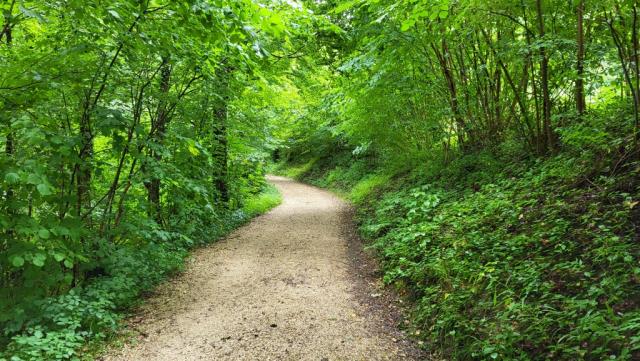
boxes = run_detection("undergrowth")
[0,186,281,361]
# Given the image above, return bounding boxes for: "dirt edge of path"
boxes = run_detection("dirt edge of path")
[338,205,429,360]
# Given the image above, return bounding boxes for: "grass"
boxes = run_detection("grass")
[274,158,318,179]
[348,173,393,203]
[242,184,282,217]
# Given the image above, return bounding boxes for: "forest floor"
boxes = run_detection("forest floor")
[101,176,424,361]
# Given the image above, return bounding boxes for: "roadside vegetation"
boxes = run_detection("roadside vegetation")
[0,1,300,359]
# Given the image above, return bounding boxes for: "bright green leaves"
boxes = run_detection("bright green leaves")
[400,0,450,31]
[4,172,20,184]
[25,172,54,196]
[37,229,50,239]
[36,183,52,196]
[400,18,416,31]
[31,253,46,267]
[256,7,286,37]
[332,0,365,14]
[11,255,25,267]
[52,252,65,262]
[187,139,201,156]
[9,253,47,268]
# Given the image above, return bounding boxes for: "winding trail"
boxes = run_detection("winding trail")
[104,176,421,361]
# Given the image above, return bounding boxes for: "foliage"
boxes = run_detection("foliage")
[0,196,280,360]
[0,0,311,358]
[3,0,640,359]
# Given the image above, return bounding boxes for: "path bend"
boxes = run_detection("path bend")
[104,175,421,361]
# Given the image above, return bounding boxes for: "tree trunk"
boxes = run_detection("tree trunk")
[536,0,553,152]
[214,106,229,205]
[2,1,15,277]
[607,8,640,145]
[76,105,93,219]
[145,56,171,224]
[633,3,640,143]
[432,39,467,150]
[576,0,586,116]
[213,65,230,206]
[4,1,14,201]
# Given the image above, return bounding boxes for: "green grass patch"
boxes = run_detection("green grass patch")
[348,173,392,203]
[274,158,318,178]
[242,184,282,217]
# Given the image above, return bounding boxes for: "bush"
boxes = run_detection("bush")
[1,185,281,361]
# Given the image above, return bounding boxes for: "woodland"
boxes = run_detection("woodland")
[1,0,639,360]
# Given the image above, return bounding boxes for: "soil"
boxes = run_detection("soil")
[101,176,425,361]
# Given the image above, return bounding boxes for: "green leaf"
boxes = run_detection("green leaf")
[64,259,74,269]
[38,229,50,239]
[19,4,44,22]
[53,252,65,262]
[331,0,362,14]
[11,256,25,267]
[32,253,46,267]
[108,9,121,20]
[37,183,52,196]
[187,140,201,156]
[4,172,20,184]
[27,173,40,185]
[401,19,415,31]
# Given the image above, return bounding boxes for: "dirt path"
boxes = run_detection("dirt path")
[103,176,422,361]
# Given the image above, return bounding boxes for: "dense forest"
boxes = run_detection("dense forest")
[1,0,640,360]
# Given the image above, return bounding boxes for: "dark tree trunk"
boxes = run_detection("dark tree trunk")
[4,2,14,200]
[536,0,553,152]
[576,0,586,116]
[145,56,171,224]
[214,106,229,205]
[633,3,640,143]
[213,65,231,206]
[77,107,93,218]
[432,38,467,150]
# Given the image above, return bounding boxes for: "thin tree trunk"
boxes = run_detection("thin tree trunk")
[4,0,14,198]
[536,0,553,152]
[576,0,586,116]
[145,56,171,224]
[213,66,230,206]
[214,106,229,205]
[633,3,640,143]
[432,39,467,150]
[2,0,16,283]
[607,9,640,145]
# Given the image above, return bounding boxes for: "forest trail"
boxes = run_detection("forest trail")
[104,176,421,361]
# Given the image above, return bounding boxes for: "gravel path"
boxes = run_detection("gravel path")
[103,176,422,361]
